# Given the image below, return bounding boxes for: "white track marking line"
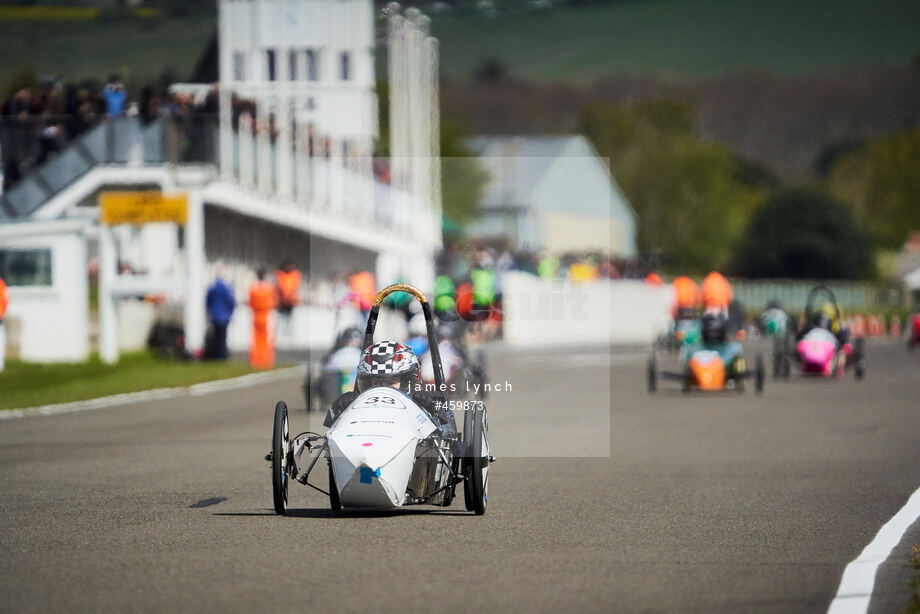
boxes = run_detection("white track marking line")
[0,366,303,420]
[828,486,920,613]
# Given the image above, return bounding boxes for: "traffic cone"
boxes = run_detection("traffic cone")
[890,316,901,337]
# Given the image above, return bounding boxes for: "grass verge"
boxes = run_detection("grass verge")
[0,351,255,410]
[905,545,920,613]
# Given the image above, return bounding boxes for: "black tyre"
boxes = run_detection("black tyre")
[271,401,290,515]
[647,354,657,393]
[462,407,474,511]
[303,371,313,413]
[462,406,489,515]
[328,462,342,512]
[854,338,866,380]
[476,349,488,400]
[755,355,765,394]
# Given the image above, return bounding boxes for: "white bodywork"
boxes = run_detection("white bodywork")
[326,387,437,508]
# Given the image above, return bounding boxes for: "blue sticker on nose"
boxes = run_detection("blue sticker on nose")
[359,467,381,484]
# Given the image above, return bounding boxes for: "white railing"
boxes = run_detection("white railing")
[225,111,435,245]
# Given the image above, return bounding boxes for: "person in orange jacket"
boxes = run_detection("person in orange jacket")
[348,270,376,313]
[701,271,732,314]
[275,260,301,338]
[276,260,301,311]
[0,276,8,372]
[248,268,277,370]
[672,275,700,316]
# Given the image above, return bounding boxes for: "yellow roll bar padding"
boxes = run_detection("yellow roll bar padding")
[373,283,427,306]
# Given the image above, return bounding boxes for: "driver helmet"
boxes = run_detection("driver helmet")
[356,341,420,395]
[811,312,832,331]
[335,326,363,349]
[816,301,839,332]
[766,299,782,311]
[701,313,728,343]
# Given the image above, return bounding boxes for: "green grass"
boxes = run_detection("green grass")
[905,544,920,613]
[432,0,920,81]
[0,15,214,89]
[0,351,254,410]
[3,1,919,90]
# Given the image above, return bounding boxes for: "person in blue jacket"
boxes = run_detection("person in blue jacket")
[205,271,236,360]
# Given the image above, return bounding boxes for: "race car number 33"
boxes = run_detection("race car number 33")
[354,391,407,410]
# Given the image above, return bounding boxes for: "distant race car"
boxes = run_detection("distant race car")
[907,312,920,352]
[778,285,865,380]
[760,300,795,378]
[268,283,491,516]
[648,312,764,394]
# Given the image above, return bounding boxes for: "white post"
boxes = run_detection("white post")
[276,48,293,199]
[184,191,206,355]
[219,88,234,182]
[98,224,119,364]
[218,0,234,180]
[428,36,442,251]
[239,112,254,188]
[295,118,311,205]
[329,136,343,212]
[257,102,273,195]
[388,11,407,192]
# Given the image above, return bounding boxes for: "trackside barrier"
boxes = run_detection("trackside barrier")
[867,314,884,337]
[501,272,672,347]
[851,315,866,338]
[890,316,901,337]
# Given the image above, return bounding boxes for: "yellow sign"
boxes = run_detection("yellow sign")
[100,192,188,225]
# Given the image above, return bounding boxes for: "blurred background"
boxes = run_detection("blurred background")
[0,0,918,403]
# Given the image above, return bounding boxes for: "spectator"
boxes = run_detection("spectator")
[275,259,301,338]
[248,267,277,370]
[205,271,236,360]
[102,75,127,116]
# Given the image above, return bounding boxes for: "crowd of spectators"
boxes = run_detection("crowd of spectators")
[436,242,655,285]
[0,75,220,190]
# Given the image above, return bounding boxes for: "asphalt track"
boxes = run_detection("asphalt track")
[1,340,920,613]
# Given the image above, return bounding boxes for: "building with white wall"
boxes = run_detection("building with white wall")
[0,0,442,362]
[466,135,636,257]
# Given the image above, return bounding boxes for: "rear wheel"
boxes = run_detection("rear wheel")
[647,354,657,393]
[772,338,781,378]
[476,349,489,399]
[271,401,290,515]
[328,462,341,512]
[854,338,866,380]
[755,355,765,394]
[463,406,489,515]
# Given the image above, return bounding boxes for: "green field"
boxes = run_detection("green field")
[0,15,214,89]
[432,0,920,81]
[0,1,918,90]
[0,352,254,410]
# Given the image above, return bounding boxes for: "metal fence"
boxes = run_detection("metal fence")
[728,278,899,313]
[0,115,217,220]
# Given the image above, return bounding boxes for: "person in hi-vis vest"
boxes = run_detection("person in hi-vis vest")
[248,268,277,370]
[0,276,8,372]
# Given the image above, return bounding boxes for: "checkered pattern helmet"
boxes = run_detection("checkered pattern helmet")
[356,341,420,394]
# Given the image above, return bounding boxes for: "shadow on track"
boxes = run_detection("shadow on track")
[213,508,472,518]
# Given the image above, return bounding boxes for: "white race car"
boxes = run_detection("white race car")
[266,283,491,515]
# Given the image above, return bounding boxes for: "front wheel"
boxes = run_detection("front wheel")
[463,406,489,515]
[328,462,341,512]
[647,354,657,393]
[271,401,290,515]
[755,355,765,394]
[854,338,866,380]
